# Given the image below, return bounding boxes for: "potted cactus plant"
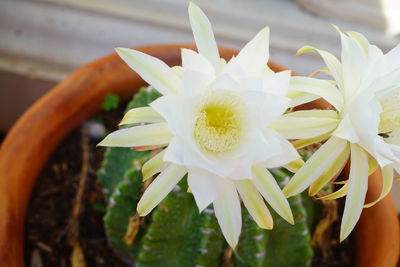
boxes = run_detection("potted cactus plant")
[0,2,399,267]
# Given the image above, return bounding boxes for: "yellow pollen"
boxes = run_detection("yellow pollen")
[193,94,245,154]
[379,90,400,134]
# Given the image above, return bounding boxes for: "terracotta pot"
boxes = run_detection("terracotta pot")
[0,44,398,266]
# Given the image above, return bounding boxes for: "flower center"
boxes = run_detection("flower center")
[193,93,246,154]
[379,90,400,135]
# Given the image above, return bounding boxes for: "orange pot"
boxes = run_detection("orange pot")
[0,44,398,266]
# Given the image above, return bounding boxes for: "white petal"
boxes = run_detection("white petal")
[235,179,273,229]
[137,164,187,216]
[364,165,394,208]
[333,114,359,143]
[142,150,168,181]
[262,70,291,97]
[336,27,366,100]
[213,180,242,248]
[181,48,215,75]
[252,166,294,224]
[340,144,369,241]
[188,2,220,71]
[188,168,226,212]
[115,48,181,95]
[119,107,164,126]
[236,27,270,75]
[345,31,369,56]
[283,137,349,197]
[289,76,343,111]
[297,45,344,91]
[270,110,340,139]
[98,123,172,147]
[261,128,301,168]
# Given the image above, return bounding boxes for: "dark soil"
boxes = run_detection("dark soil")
[24,109,126,267]
[24,109,354,267]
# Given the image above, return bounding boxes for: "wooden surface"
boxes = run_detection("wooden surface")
[0,44,398,266]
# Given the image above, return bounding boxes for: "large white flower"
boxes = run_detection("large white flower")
[99,3,301,248]
[277,27,400,241]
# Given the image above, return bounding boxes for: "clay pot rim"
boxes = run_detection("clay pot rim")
[0,44,398,267]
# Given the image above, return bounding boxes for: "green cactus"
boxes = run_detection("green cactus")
[97,88,320,266]
[97,87,161,201]
[265,169,314,267]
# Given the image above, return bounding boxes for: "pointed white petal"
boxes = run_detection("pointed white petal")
[181,48,215,74]
[261,129,301,169]
[115,48,181,95]
[98,123,172,148]
[252,166,294,224]
[271,110,340,139]
[283,137,349,197]
[289,76,343,111]
[333,114,360,143]
[262,70,291,97]
[309,144,350,196]
[213,180,242,248]
[336,27,366,100]
[340,144,369,241]
[364,165,394,208]
[235,179,273,229]
[119,107,164,126]
[236,27,270,75]
[181,49,215,95]
[188,168,226,212]
[137,164,187,216]
[297,45,344,91]
[345,31,369,56]
[188,2,220,71]
[142,150,168,181]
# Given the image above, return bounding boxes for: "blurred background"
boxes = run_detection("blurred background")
[1,0,400,205]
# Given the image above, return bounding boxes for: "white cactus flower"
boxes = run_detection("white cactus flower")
[99,3,301,248]
[278,26,400,241]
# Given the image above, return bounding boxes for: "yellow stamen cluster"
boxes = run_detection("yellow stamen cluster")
[193,93,246,154]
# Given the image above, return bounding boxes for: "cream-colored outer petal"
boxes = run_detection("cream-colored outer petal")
[271,110,340,139]
[340,144,369,241]
[309,143,350,196]
[289,76,343,111]
[213,180,242,248]
[98,123,173,148]
[283,137,349,197]
[142,150,168,181]
[235,179,273,229]
[137,164,187,216]
[119,107,164,126]
[286,91,319,108]
[115,48,181,95]
[364,165,394,208]
[236,27,270,75]
[188,2,220,71]
[297,45,344,91]
[252,166,294,225]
